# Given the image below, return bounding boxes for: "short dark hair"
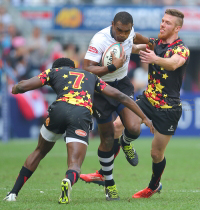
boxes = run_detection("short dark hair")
[113,11,133,25]
[165,9,184,27]
[52,58,75,69]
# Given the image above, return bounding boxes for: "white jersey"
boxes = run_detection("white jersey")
[84,26,135,82]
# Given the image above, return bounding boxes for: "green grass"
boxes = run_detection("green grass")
[0,137,199,210]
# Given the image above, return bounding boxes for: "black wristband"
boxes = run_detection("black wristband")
[148,38,155,46]
[107,64,117,73]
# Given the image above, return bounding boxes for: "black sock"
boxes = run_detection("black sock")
[148,157,166,190]
[66,170,79,186]
[10,166,33,195]
[98,138,120,176]
[98,149,115,187]
[121,129,140,146]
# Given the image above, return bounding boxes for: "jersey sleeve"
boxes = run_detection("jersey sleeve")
[84,34,105,63]
[37,69,53,86]
[173,45,190,60]
[95,76,108,93]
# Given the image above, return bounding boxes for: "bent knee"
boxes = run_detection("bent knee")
[126,124,141,137]
[151,150,164,162]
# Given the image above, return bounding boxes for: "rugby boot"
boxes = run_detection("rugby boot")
[3,193,17,201]
[105,185,120,201]
[120,136,138,166]
[80,170,105,186]
[133,182,162,198]
[58,178,72,204]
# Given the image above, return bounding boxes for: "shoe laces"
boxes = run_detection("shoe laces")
[106,185,119,198]
[123,144,135,159]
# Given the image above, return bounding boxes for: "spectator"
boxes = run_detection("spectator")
[0,6,12,27]
[26,27,46,76]
[131,61,148,94]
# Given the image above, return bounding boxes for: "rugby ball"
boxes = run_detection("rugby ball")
[102,43,124,67]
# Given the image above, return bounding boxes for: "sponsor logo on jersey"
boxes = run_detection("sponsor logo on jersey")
[45,117,50,126]
[75,129,87,137]
[88,46,98,54]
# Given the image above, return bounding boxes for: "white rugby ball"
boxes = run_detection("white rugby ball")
[102,43,124,67]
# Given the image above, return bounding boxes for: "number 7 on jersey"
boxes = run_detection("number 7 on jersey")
[69,72,85,89]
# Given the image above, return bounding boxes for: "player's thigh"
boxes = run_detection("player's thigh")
[36,133,56,156]
[45,102,70,134]
[65,106,92,145]
[119,107,141,132]
[152,106,182,136]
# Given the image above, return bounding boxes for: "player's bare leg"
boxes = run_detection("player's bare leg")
[59,141,87,204]
[79,117,123,187]
[119,107,141,166]
[4,134,55,201]
[133,130,171,198]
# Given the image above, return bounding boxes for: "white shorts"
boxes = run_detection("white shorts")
[40,125,88,146]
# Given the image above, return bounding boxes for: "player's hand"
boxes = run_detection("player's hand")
[111,50,126,69]
[142,117,154,134]
[147,38,155,51]
[12,85,19,94]
[139,48,157,64]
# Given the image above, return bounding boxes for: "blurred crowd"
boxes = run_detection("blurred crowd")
[0,5,85,89]
[5,0,200,6]
[1,1,200,138]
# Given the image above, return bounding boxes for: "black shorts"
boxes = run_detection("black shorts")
[136,95,182,135]
[44,101,92,144]
[93,76,134,123]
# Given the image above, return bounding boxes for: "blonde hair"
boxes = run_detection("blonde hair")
[165,9,184,27]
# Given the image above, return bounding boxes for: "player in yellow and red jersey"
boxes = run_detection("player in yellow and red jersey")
[3,57,154,203]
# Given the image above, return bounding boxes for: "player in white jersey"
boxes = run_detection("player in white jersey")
[80,11,153,200]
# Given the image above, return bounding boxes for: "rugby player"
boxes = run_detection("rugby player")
[3,57,153,203]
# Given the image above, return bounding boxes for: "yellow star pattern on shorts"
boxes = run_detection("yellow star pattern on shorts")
[153,71,156,74]
[162,74,168,79]
[147,84,153,93]
[63,86,69,90]
[161,67,164,71]
[45,69,51,75]
[68,81,72,84]
[86,93,91,99]
[148,74,151,80]
[155,83,165,93]
[74,91,79,96]
[164,94,168,98]
[153,79,157,84]
[63,74,68,78]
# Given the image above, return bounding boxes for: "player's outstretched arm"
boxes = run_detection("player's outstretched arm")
[102,85,154,134]
[12,77,43,94]
[139,48,186,71]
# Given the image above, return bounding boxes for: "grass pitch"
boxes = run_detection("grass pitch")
[0,137,199,210]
